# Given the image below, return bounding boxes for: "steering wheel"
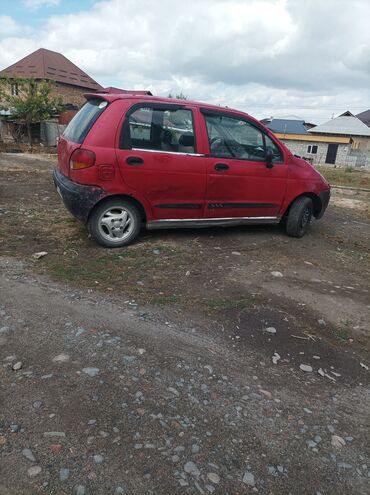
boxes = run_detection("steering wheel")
[210,136,235,156]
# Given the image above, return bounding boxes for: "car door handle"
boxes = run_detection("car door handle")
[126,156,144,166]
[214,163,229,171]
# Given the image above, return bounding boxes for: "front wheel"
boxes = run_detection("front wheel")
[88,199,142,248]
[285,196,313,238]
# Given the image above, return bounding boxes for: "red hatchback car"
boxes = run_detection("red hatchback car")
[53,94,330,247]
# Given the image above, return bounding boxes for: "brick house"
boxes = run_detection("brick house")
[0,47,103,108]
[0,49,155,146]
[0,48,104,145]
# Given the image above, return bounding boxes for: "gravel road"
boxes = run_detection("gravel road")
[0,259,369,495]
[0,152,369,494]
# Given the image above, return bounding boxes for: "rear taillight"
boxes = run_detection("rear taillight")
[70,149,96,170]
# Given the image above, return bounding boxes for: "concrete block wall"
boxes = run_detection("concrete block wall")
[347,149,370,168]
[279,139,370,169]
[280,139,330,165]
[335,144,351,166]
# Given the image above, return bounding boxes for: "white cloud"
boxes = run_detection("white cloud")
[23,0,60,10]
[0,15,20,36]
[1,0,370,123]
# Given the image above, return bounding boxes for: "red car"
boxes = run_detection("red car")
[53,94,330,247]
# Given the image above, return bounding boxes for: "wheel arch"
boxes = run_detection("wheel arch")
[87,194,147,223]
[283,192,322,219]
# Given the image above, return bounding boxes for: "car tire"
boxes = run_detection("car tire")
[285,196,313,238]
[88,198,142,248]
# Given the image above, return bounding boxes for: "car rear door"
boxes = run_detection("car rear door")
[115,103,206,220]
[201,110,288,219]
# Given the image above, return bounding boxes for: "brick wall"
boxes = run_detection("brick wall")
[0,79,95,109]
[0,79,99,143]
[0,82,15,99]
[50,82,91,108]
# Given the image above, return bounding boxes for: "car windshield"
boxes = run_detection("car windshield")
[63,99,108,144]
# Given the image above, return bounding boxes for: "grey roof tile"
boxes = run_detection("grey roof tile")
[309,113,370,137]
[265,118,309,134]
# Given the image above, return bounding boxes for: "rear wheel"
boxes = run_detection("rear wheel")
[88,198,141,248]
[285,196,313,238]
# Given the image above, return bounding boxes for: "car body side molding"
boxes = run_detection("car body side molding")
[147,216,280,230]
[208,202,277,209]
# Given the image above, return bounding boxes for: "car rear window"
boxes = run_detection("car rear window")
[63,98,108,144]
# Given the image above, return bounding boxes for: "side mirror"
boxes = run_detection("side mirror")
[266,149,274,169]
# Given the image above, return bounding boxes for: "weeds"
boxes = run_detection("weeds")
[149,295,180,305]
[48,263,111,282]
[316,166,370,188]
[334,327,350,342]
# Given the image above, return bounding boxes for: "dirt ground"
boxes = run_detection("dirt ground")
[0,153,369,495]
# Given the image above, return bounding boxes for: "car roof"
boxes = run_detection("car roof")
[84,92,254,121]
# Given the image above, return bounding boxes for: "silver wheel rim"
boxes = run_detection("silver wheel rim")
[97,206,135,243]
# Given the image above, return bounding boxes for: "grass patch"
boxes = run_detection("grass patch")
[317,166,370,189]
[49,263,111,282]
[333,327,350,342]
[33,240,194,302]
[45,252,150,283]
[149,295,180,305]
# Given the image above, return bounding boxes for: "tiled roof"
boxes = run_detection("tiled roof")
[309,111,370,137]
[0,48,102,91]
[264,118,309,134]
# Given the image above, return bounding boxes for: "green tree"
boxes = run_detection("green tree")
[167,91,188,100]
[0,77,64,144]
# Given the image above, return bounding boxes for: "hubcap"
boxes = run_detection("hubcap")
[98,207,134,243]
[301,206,312,229]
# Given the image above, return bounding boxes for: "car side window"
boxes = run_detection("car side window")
[205,114,266,161]
[122,106,196,153]
[265,134,283,163]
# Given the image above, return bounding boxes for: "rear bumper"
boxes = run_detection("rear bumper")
[316,189,330,219]
[53,168,105,222]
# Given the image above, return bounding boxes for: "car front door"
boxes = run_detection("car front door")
[115,103,206,221]
[201,110,288,219]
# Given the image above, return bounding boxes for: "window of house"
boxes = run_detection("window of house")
[11,83,19,96]
[204,113,283,162]
[123,106,195,153]
[307,145,318,154]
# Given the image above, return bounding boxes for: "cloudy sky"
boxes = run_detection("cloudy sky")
[1,0,370,123]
